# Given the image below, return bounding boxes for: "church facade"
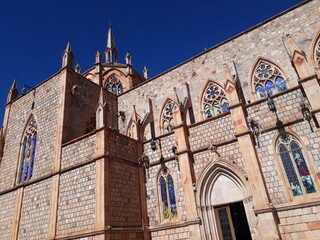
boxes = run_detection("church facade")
[1,0,320,239]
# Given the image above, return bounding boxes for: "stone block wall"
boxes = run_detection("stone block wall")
[144,134,175,163]
[110,232,144,240]
[57,163,96,236]
[18,178,52,240]
[188,114,235,151]
[110,160,142,227]
[0,75,60,192]
[61,133,96,169]
[247,89,304,129]
[279,205,320,239]
[150,226,190,240]
[0,190,16,239]
[109,132,139,163]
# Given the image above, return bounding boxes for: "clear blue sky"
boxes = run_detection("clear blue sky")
[0,0,304,123]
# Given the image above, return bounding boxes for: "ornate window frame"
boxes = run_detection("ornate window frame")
[200,81,229,119]
[275,132,319,199]
[105,74,123,95]
[160,99,175,134]
[250,58,288,100]
[157,168,178,222]
[84,110,97,134]
[17,115,38,184]
[310,31,320,69]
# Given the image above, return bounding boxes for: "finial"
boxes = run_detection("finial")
[125,51,132,65]
[173,87,181,105]
[95,50,101,64]
[143,66,149,80]
[105,25,118,63]
[75,62,81,74]
[7,77,18,103]
[62,40,74,68]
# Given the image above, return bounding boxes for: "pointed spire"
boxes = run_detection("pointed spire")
[95,50,101,64]
[224,64,234,83]
[132,105,138,123]
[224,64,240,106]
[286,34,313,79]
[62,40,74,69]
[143,66,149,80]
[96,87,106,128]
[7,77,18,103]
[105,25,118,63]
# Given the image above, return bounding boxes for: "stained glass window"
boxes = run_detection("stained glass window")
[253,60,287,99]
[202,82,229,119]
[85,112,96,134]
[277,133,316,196]
[161,100,175,133]
[159,169,177,220]
[105,75,123,95]
[315,39,320,67]
[18,116,37,183]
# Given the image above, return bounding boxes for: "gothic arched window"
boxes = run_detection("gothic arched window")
[159,168,177,220]
[202,82,229,119]
[313,35,320,67]
[18,116,37,183]
[253,60,288,99]
[161,100,175,134]
[105,75,123,95]
[85,112,96,134]
[277,133,316,196]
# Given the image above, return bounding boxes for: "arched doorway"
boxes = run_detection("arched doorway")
[197,161,257,240]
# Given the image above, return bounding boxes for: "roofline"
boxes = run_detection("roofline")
[119,0,312,97]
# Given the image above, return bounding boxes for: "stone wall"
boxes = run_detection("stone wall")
[279,205,320,239]
[61,133,96,169]
[144,134,175,163]
[0,190,16,239]
[150,225,190,240]
[110,160,142,227]
[0,75,60,192]
[18,178,52,240]
[56,163,96,236]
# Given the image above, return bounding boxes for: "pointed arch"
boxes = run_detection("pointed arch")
[200,80,229,119]
[250,57,288,100]
[83,105,99,134]
[157,167,178,221]
[274,131,318,198]
[160,98,175,134]
[310,31,320,68]
[104,74,123,95]
[17,115,38,183]
[126,113,142,140]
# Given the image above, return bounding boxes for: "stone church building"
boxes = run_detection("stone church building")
[1,0,320,239]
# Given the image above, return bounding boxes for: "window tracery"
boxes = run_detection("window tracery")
[159,168,177,220]
[253,60,287,99]
[18,116,37,183]
[202,82,229,119]
[105,75,123,95]
[85,112,96,134]
[277,133,316,196]
[161,100,175,133]
[314,37,320,67]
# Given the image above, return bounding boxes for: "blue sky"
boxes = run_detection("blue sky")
[0,0,303,123]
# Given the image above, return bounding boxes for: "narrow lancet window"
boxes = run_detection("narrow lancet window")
[253,60,287,99]
[277,133,316,196]
[161,100,175,133]
[105,75,123,95]
[18,116,37,183]
[159,168,177,220]
[85,112,96,134]
[202,82,229,119]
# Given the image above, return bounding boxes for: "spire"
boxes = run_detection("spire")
[143,66,149,80]
[125,51,132,65]
[173,87,181,106]
[7,77,18,103]
[105,25,118,63]
[62,40,74,68]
